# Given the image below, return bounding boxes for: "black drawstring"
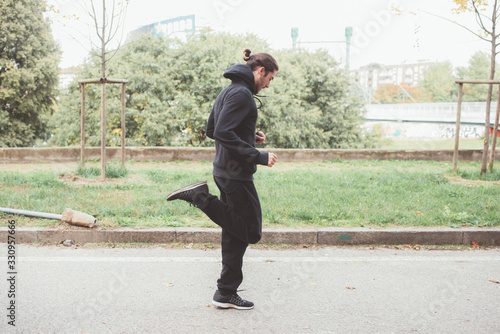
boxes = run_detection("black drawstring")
[254,94,267,110]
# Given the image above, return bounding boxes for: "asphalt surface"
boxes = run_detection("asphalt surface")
[1,244,499,333]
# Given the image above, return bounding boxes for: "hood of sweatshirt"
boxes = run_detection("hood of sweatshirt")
[223,64,256,95]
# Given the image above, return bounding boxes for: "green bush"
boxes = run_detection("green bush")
[50,32,371,149]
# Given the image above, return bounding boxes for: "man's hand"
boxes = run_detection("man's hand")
[256,131,266,144]
[268,153,278,167]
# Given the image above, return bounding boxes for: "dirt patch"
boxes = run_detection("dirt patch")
[58,173,153,187]
[0,161,212,173]
[59,173,111,186]
[444,174,500,187]
[0,162,77,172]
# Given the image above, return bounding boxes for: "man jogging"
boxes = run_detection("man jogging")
[166,48,279,310]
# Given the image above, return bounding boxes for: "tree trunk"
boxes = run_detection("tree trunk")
[490,87,500,172]
[489,3,500,173]
[100,0,107,179]
[481,4,497,175]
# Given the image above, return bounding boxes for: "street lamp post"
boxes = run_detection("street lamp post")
[345,26,353,72]
[291,27,299,50]
[291,26,353,72]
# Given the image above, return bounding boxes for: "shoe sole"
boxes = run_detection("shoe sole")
[212,300,254,310]
[166,180,207,201]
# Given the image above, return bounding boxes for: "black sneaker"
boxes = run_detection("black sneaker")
[166,180,209,207]
[212,291,254,310]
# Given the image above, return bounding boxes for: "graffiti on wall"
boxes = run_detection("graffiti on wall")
[364,122,483,139]
[440,126,481,139]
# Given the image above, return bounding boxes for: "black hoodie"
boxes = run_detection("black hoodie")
[206,64,269,181]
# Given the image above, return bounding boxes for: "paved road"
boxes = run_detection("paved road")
[1,244,499,334]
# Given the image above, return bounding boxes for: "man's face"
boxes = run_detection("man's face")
[254,67,277,94]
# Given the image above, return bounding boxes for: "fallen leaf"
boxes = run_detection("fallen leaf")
[472,241,480,248]
[489,280,500,284]
[416,211,424,216]
[346,286,356,290]
[206,304,211,307]
[163,282,174,287]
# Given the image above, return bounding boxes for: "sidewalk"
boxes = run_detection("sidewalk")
[1,226,499,246]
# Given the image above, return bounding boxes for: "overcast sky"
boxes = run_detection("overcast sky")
[47,0,488,70]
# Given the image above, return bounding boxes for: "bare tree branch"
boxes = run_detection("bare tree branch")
[90,0,102,40]
[494,0,500,20]
[472,0,492,33]
[419,9,491,42]
[107,0,117,40]
[102,0,109,31]
[66,1,129,72]
[104,0,129,62]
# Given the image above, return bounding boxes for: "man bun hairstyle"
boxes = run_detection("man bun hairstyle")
[243,48,252,61]
[243,48,279,74]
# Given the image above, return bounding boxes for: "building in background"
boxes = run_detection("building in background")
[58,67,81,92]
[128,15,196,40]
[352,61,442,103]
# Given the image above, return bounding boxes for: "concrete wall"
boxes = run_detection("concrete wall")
[364,102,497,140]
[365,102,492,124]
[0,147,498,163]
[363,121,485,140]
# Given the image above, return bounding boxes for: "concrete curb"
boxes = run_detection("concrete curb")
[1,147,499,163]
[0,227,499,246]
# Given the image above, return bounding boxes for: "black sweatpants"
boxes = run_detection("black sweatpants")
[200,176,262,295]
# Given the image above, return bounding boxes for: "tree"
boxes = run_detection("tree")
[456,51,495,101]
[373,83,425,104]
[409,1,500,172]
[83,0,129,178]
[51,32,267,147]
[373,84,402,104]
[419,61,458,102]
[51,32,372,149]
[82,0,128,78]
[245,48,370,149]
[452,0,500,173]
[51,35,170,146]
[166,32,269,146]
[0,0,60,147]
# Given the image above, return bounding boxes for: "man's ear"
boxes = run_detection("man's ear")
[258,66,266,77]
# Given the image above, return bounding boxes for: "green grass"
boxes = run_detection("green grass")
[77,163,128,179]
[456,161,500,181]
[0,160,499,228]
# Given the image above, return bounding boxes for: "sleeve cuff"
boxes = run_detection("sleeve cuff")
[257,152,269,166]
